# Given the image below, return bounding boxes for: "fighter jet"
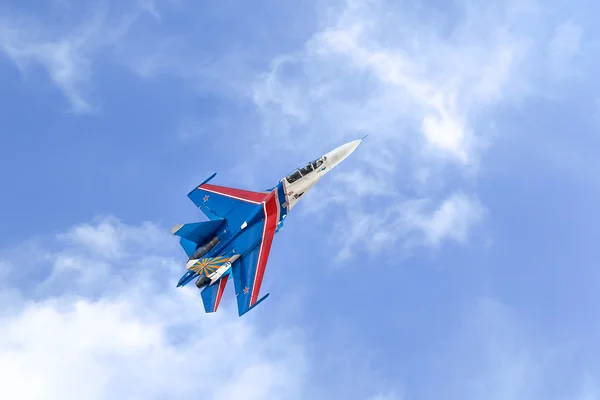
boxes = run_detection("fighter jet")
[173,138,365,316]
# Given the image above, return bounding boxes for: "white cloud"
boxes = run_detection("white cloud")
[0,3,153,113]
[0,217,308,400]
[415,192,486,246]
[248,0,579,255]
[0,217,411,400]
[330,191,485,261]
[253,0,538,164]
[139,0,161,22]
[58,215,165,259]
[0,18,95,112]
[0,295,307,400]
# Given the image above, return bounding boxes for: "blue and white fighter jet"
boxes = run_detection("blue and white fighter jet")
[173,138,364,316]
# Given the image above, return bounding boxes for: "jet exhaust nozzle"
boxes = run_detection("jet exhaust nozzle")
[195,276,211,289]
[190,236,220,260]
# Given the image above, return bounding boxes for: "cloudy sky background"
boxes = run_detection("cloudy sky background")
[1,0,599,398]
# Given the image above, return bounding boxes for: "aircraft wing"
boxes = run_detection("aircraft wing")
[231,192,279,316]
[188,175,270,221]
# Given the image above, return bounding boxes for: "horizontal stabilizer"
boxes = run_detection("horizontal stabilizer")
[171,220,224,244]
[201,275,229,313]
[179,237,197,258]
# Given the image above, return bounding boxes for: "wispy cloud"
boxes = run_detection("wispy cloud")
[249,0,584,257]
[330,191,485,261]
[406,192,486,247]
[139,0,161,22]
[253,0,540,163]
[57,215,165,259]
[0,17,96,112]
[0,2,154,113]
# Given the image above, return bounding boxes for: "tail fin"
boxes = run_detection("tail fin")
[171,220,225,258]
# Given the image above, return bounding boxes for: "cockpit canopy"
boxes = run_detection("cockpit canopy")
[285,157,325,184]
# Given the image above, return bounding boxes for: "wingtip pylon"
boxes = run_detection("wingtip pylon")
[171,224,184,235]
[187,173,218,197]
[199,172,217,187]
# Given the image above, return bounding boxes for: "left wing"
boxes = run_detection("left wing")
[231,191,279,316]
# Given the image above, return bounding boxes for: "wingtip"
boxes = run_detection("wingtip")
[187,172,218,197]
[199,172,217,187]
[171,224,183,235]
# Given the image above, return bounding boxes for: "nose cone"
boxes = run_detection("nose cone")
[323,139,363,169]
[177,270,195,287]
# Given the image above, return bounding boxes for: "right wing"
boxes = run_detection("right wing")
[188,174,270,221]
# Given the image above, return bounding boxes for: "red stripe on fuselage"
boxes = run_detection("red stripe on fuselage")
[214,277,228,311]
[200,184,269,204]
[250,192,278,305]
[273,186,281,225]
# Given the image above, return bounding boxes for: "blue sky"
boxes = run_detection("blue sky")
[1,0,599,398]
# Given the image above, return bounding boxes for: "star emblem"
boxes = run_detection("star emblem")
[243,287,249,294]
[203,195,209,202]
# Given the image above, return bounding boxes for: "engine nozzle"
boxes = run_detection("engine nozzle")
[195,275,211,289]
